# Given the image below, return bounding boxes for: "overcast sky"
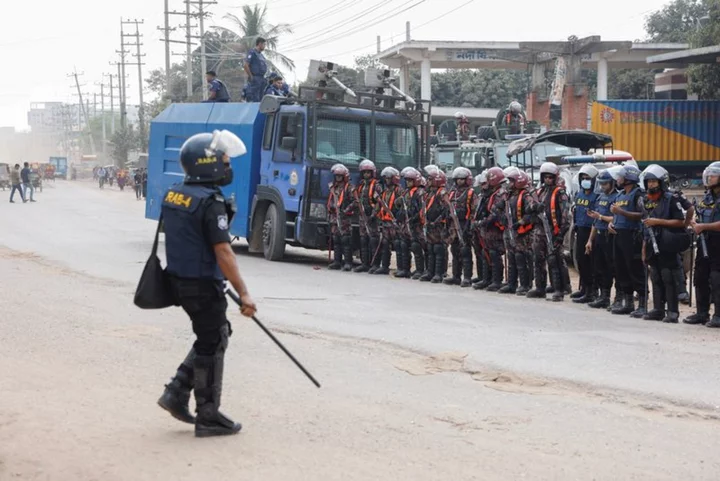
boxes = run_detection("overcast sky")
[1,0,671,130]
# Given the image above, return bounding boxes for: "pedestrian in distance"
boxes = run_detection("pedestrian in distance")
[9,164,26,203]
[21,162,36,202]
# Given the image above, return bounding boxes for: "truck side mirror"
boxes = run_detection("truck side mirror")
[281,136,298,150]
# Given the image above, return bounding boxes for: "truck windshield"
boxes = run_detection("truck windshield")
[315,118,417,170]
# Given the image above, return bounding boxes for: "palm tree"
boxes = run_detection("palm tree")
[213,4,295,78]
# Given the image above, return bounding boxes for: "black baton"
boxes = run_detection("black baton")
[225,289,321,388]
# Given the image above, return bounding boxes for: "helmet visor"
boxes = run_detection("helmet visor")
[211,129,247,158]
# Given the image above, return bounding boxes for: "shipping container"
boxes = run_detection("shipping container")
[591,101,720,173]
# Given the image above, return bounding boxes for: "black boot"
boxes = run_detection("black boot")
[643,309,665,321]
[547,255,564,302]
[498,253,516,293]
[662,312,679,324]
[683,312,710,325]
[630,295,647,318]
[420,245,435,282]
[158,349,195,424]
[607,291,623,312]
[193,335,242,438]
[328,234,342,270]
[460,244,474,287]
[432,244,446,283]
[411,241,425,280]
[526,257,547,298]
[675,267,689,305]
[572,285,596,304]
[341,235,353,271]
[374,240,391,275]
[570,289,585,299]
[612,293,635,315]
[486,251,504,291]
[368,237,381,274]
[353,237,370,273]
[706,316,720,328]
[515,252,531,296]
[589,289,611,309]
[473,252,492,290]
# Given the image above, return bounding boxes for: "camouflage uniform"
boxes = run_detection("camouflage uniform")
[534,184,571,301]
[353,178,382,273]
[327,180,355,271]
[444,184,475,287]
[507,187,537,295]
[420,186,449,283]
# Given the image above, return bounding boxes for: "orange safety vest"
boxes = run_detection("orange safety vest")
[449,188,474,220]
[487,191,505,231]
[355,179,377,206]
[517,190,533,234]
[327,184,346,211]
[549,187,561,235]
[426,189,445,223]
[380,189,396,221]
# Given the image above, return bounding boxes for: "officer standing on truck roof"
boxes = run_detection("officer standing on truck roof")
[244,37,268,102]
[156,129,257,438]
[687,162,720,328]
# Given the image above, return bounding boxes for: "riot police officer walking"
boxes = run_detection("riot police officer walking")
[157,130,257,437]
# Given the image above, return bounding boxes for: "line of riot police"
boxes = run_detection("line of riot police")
[325,158,720,327]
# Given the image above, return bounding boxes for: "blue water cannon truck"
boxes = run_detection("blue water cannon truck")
[145,62,431,261]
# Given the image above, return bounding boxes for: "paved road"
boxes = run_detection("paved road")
[1,180,719,480]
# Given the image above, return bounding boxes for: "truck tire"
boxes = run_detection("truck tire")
[477,126,494,140]
[262,203,286,261]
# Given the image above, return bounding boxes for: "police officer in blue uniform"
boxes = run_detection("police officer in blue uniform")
[571,164,599,304]
[586,169,618,309]
[639,164,689,323]
[265,73,288,97]
[157,130,257,437]
[244,37,268,102]
[608,165,645,316]
[205,70,230,102]
[688,162,720,327]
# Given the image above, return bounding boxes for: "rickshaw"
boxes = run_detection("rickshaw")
[29,163,42,193]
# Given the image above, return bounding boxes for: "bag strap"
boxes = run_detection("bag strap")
[151,214,163,256]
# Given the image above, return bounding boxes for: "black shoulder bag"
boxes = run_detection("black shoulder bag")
[134,216,176,309]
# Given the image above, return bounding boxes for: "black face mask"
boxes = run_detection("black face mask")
[217,165,233,186]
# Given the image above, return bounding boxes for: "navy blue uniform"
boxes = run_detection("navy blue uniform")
[592,190,617,292]
[695,191,720,319]
[573,189,598,296]
[612,186,644,299]
[162,183,232,355]
[245,49,267,102]
[207,79,230,102]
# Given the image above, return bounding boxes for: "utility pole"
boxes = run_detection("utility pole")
[189,0,216,100]
[68,70,96,154]
[123,19,147,151]
[93,93,97,118]
[184,0,193,98]
[96,80,108,159]
[105,73,117,135]
[117,20,130,129]
[162,7,192,101]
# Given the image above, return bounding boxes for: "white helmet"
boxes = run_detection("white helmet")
[509,101,522,114]
[702,161,720,188]
[424,164,440,176]
[451,166,473,180]
[606,165,625,182]
[539,162,559,176]
[503,166,520,181]
[578,164,599,179]
[474,172,487,187]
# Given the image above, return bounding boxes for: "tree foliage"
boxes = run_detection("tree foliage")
[110,126,139,167]
[645,0,709,42]
[687,0,720,98]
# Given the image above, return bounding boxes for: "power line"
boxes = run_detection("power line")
[292,0,353,28]
[323,0,475,58]
[288,0,394,45]
[287,0,426,52]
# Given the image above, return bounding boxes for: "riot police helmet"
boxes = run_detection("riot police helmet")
[514,171,531,190]
[451,166,473,181]
[331,163,350,183]
[359,159,377,174]
[503,166,520,182]
[702,161,720,188]
[474,172,486,188]
[485,166,505,188]
[641,164,668,194]
[620,165,641,184]
[509,101,522,114]
[381,166,400,185]
[401,166,421,180]
[539,162,560,177]
[180,129,246,186]
[424,164,440,176]
[429,169,447,188]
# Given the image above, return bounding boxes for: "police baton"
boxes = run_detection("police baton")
[225,289,321,388]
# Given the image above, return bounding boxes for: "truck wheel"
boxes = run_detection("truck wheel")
[262,203,286,261]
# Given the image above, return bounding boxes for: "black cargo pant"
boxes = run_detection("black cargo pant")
[648,252,682,314]
[575,226,593,292]
[592,229,614,291]
[613,229,644,297]
[170,277,230,356]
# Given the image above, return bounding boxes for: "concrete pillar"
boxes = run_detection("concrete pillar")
[420,59,431,101]
[399,64,410,93]
[597,57,608,101]
[531,62,545,91]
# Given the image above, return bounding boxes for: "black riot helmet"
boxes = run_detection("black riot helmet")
[180,130,246,186]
